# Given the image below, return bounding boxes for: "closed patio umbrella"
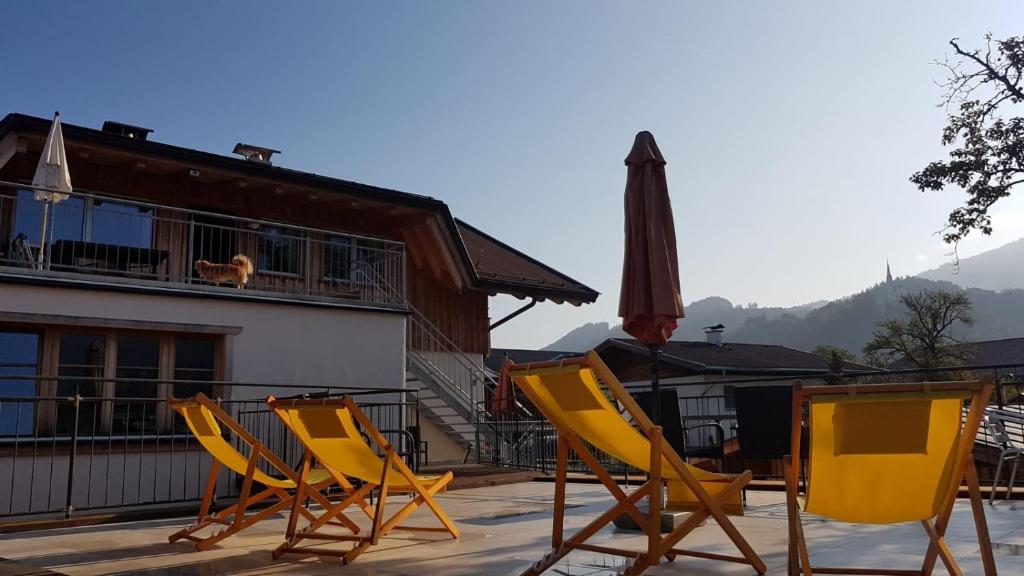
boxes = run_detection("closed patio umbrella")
[31,112,73,268]
[618,131,684,424]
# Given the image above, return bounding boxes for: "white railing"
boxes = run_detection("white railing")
[0,183,406,308]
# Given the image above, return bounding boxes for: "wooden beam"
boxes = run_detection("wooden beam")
[426,217,465,290]
[0,133,23,173]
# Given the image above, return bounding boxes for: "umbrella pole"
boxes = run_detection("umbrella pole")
[37,199,50,269]
[649,345,660,426]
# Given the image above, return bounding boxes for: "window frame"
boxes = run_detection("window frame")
[0,323,223,439]
[256,225,306,277]
[0,329,43,437]
[322,234,356,283]
[11,190,156,249]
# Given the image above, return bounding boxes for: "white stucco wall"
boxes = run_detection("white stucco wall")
[0,283,409,517]
[0,283,407,398]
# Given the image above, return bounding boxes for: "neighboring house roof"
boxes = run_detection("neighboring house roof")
[483,348,580,374]
[890,336,1024,370]
[596,338,877,382]
[0,112,598,305]
[964,337,1024,366]
[457,220,599,305]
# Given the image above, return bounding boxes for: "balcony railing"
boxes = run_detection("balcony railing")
[0,375,420,521]
[477,363,1024,482]
[0,183,406,308]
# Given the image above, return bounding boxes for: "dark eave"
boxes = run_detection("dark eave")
[0,113,449,210]
[455,219,599,305]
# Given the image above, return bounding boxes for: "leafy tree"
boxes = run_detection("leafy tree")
[911,35,1023,249]
[811,345,857,363]
[863,290,974,368]
[812,345,858,384]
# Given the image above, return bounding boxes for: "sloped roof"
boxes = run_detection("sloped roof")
[597,337,877,381]
[890,336,1024,370]
[483,348,580,374]
[456,220,599,305]
[963,337,1024,365]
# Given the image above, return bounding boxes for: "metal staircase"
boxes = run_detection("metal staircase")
[405,305,495,453]
[355,261,494,456]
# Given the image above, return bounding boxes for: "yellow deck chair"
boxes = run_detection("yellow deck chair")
[507,351,767,576]
[785,380,998,576]
[267,395,459,565]
[168,393,340,550]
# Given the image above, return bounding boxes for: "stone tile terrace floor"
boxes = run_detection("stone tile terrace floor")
[0,482,1021,575]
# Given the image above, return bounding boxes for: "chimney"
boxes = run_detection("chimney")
[101,121,153,141]
[232,143,280,165]
[703,324,724,347]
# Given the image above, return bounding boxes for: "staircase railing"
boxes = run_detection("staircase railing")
[406,304,496,413]
[357,260,496,455]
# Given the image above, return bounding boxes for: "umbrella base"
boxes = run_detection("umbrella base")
[611,501,706,533]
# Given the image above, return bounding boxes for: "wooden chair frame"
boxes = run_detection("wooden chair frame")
[268,395,459,565]
[509,351,767,576]
[168,393,340,551]
[785,380,998,576]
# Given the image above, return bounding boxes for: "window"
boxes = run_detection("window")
[56,333,107,436]
[172,337,216,433]
[323,235,354,281]
[13,189,85,245]
[723,385,736,411]
[90,200,154,249]
[12,190,152,248]
[323,236,390,284]
[112,336,160,434]
[257,225,304,275]
[23,328,223,437]
[0,331,40,436]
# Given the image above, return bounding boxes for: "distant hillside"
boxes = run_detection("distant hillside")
[544,321,626,352]
[543,296,825,352]
[546,278,1024,355]
[918,237,1024,291]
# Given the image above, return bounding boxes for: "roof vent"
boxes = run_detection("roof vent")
[101,121,153,141]
[232,143,280,165]
[703,324,725,347]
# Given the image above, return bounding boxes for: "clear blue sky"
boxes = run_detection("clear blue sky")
[2,1,1021,349]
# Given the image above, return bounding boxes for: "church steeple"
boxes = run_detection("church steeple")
[886,260,893,283]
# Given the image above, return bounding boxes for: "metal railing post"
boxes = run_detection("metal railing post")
[304,235,312,295]
[474,406,481,465]
[64,394,81,519]
[186,219,195,283]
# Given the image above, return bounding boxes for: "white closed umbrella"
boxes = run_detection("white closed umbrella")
[31,112,73,267]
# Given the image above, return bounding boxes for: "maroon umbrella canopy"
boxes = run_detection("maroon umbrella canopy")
[618,131,684,346]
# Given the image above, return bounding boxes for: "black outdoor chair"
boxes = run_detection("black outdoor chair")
[631,389,725,472]
[733,384,807,486]
[8,233,35,268]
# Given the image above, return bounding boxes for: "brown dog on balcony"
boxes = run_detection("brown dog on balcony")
[194,254,253,289]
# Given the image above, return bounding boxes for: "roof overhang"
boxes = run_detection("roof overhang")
[0,113,599,305]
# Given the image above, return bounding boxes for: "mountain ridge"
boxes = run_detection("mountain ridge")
[544,237,1024,354]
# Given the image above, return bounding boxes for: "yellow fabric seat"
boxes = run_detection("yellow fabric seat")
[177,402,333,489]
[168,394,339,551]
[786,381,997,575]
[268,396,459,565]
[514,363,742,515]
[507,351,766,576]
